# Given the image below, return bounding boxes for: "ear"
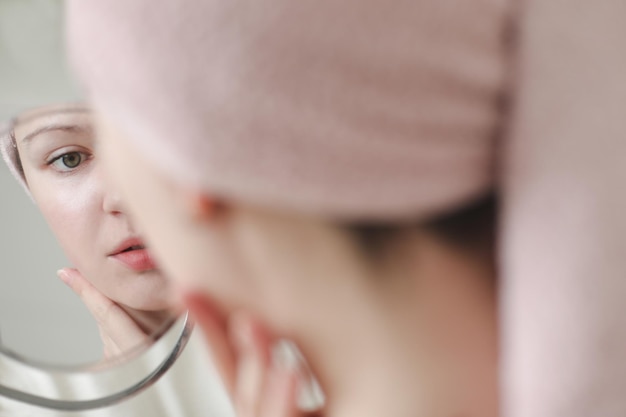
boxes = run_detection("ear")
[182,190,226,223]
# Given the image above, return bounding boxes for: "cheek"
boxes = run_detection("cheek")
[118,166,194,289]
[98,127,136,210]
[95,116,253,306]
[99,121,163,235]
[97,117,160,221]
[97,119,188,274]
[32,181,100,267]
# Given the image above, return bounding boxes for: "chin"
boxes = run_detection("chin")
[117,291,171,312]
[84,268,169,312]
[121,276,172,311]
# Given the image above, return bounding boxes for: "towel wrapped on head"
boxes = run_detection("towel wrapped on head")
[67,0,511,221]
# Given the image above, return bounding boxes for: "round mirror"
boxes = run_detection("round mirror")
[0,103,178,367]
[0,0,191,410]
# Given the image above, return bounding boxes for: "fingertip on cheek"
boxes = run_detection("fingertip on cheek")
[57,269,71,285]
[57,267,80,287]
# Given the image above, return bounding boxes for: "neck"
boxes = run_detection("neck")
[288,231,499,417]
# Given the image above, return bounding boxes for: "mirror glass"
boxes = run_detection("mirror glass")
[0,123,103,366]
[0,104,176,367]
[0,0,180,371]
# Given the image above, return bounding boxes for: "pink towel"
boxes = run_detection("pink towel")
[0,127,29,195]
[502,1,626,415]
[65,0,626,415]
[67,0,510,221]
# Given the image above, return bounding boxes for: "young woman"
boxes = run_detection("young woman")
[1,103,173,357]
[66,1,503,416]
[65,0,626,416]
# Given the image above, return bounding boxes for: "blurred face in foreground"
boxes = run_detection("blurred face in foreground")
[95,115,499,417]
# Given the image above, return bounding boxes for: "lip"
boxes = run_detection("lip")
[108,237,157,272]
[108,237,146,256]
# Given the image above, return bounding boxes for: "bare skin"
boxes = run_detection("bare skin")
[97,116,500,417]
[57,268,172,358]
[10,104,174,358]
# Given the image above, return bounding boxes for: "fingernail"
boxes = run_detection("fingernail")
[272,340,299,372]
[273,340,326,411]
[57,269,73,286]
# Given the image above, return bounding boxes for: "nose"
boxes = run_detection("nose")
[102,189,125,215]
[98,169,125,216]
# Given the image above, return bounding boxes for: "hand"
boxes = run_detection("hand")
[184,293,324,417]
[57,267,171,359]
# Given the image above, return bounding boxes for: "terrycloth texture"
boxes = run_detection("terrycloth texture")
[67,0,511,221]
[501,1,626,416]
[0,131,27,193]
[65,1,626,417]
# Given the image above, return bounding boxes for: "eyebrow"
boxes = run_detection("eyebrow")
[19,124,90,147]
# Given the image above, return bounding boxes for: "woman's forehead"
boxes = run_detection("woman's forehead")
[13,104,92,144]
[14,103,90,125]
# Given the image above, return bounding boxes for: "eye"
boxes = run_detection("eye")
[49,151,89,172]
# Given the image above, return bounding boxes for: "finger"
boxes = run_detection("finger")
[230,313,272,417]
[57,268,147,351]
[260,353,324,417]
[183,291,237,395]
[100,329,122,360]
[275,340,325,412]
[259,362,300,417]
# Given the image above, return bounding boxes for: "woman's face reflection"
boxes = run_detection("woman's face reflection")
[12,104,170,311]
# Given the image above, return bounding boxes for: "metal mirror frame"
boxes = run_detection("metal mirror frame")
[0,111,194,410]
[0,312,193,411]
